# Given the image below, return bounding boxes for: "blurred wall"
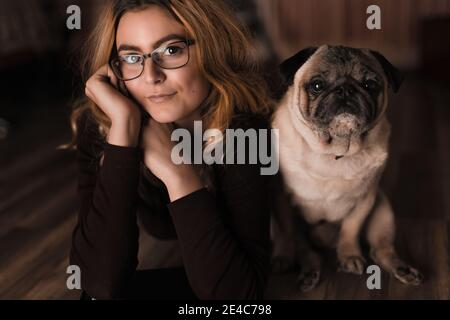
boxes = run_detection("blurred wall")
[257,0,450,69]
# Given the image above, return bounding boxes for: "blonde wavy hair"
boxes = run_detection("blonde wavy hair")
[62,0,274,150]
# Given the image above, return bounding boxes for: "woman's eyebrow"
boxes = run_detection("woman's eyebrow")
[152,33,186,49]
[117,44,142,52]
[117,33,186,53]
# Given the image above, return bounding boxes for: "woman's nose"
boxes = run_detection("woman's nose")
[143,58,165,84]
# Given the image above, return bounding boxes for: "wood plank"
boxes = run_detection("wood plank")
[265,217,448,299]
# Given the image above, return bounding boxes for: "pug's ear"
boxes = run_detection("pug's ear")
[279,47,318,86]
[369,50,404,93]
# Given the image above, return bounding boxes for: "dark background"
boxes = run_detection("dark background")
[0,0,449,299]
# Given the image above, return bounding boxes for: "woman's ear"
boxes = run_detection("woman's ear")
[369,50,404,93]
[279,47,318,86]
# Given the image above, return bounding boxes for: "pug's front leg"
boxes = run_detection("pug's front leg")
[271,215,296,273]
[337,189,377,275]
[270,188,297,274]
[295,229,322,292]
[366,191,423,286]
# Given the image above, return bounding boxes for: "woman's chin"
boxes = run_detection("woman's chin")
[146,110,180,124]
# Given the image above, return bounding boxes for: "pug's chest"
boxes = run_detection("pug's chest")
[281,152,384,223]
[290,180,373,223]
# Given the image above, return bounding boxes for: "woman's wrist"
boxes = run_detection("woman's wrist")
[107,114,141,147]
[164,164,204,202]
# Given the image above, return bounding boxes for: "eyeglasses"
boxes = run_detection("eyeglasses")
[110,39,195,81]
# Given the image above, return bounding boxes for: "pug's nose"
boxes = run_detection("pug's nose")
[335,83,355,98]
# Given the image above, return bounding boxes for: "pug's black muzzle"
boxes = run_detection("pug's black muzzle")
[313,81,378,130]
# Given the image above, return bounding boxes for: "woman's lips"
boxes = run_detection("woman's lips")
[146,92,177,103]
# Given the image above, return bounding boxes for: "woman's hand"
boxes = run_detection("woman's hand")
[141,119,203,201]
[85,64,141,147]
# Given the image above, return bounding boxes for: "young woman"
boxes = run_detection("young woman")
[68,0,275,300]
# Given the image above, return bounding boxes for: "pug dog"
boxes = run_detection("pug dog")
[270,45,423,292]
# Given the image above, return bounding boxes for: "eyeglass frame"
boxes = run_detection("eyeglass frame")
[109,38,196,81]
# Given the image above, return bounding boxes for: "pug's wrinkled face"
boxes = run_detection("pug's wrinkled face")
[303,46,385,138]
[281,45,403,150]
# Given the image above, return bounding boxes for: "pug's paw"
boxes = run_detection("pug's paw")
[394,265,423,286]
[297,269,321,292]
[338,255,366,275]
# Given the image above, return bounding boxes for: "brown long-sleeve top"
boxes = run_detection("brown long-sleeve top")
[69,110,273,300]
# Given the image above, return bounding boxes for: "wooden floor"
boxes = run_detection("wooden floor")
[0,73,449,300]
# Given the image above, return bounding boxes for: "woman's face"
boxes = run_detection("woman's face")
[115,6,210,125]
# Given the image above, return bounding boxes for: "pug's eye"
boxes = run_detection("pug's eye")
[362,79,379,91]
[309,79,326,94]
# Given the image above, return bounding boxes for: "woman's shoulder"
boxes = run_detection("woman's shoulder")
[75,109,106,157]
[228,112,270,131]
[224,112,273,153]
[76,109,102,137]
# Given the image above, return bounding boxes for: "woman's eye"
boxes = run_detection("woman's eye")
[122,55,141,64]
[164,45,183,56]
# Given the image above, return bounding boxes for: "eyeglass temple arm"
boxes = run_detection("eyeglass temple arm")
[141,39,195,60]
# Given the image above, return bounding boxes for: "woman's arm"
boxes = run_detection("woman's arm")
[136,167,179,240]
[70,64,148,299]
[167,118,272,300]
[168,167,271,300]
[69,113,141,299]
[139,115,272,299]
